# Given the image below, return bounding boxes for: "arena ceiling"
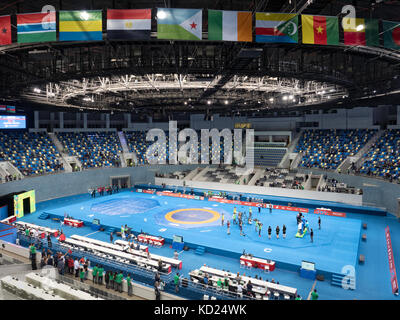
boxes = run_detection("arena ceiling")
[0,0,399,115]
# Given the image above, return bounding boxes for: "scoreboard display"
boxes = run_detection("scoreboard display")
[0,115,26,129]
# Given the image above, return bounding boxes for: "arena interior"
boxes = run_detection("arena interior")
[0,0,399,302]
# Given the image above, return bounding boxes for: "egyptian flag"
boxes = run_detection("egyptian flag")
[383,20,400,50]
[0,15,11,45]
[302,14,339,45]
[107,9,151,40]
[342,17,379,47]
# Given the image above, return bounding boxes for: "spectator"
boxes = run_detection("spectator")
[57,256,65,275]
[174,272,180,293]
[79,267,85,283]
[98,265,104,285]
[74,258,80,277]
[126,273,133,297]
[105,271,110,289]
[311,289,319,300]
[154,281,161,300]
[92,265,98,284]
[115,271,123,293]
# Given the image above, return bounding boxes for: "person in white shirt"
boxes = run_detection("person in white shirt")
[74,259,80,278]
[237,283,243,297]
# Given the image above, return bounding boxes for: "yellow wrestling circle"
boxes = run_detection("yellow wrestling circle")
[165,208,221,225]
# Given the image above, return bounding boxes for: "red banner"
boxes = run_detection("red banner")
[135,189,155,194]
[156,191,204,201]
[385,226,399,294]
[314,208,346,218]
[273,205,309,213]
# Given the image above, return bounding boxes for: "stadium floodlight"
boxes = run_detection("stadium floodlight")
[282,96,288,101]
[80,11,90,20]
[269,98,274,102]
[356,24,364,31]
[157,10,167,19]
[224,100,229,105]
[33,88,41,93]
[184,101,188,105]
[207,100,212,105]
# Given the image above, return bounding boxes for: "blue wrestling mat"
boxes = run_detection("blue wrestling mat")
[36,189,361,276]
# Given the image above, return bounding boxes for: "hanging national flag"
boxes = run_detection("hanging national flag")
[157,8,202,41]
[6,106,15,113]
[107,9,151,40]
[255,12,298,43]
[342,17,379,47]
[59,10,103,41]
[208,10,252,42]
[0,105,6,111]
[302,15,339,45]
[0,15,11,45]
[17,12,56,43]
[382,20,400,50]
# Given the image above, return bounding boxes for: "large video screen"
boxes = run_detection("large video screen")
[0,115,26,129]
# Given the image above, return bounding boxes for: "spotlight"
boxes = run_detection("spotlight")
[224,100,229,105]
[207,100,212,105]
[283,96,288,101]
[356,24,364,31]
[157,10,167,19]
[80,11,89,20]
[33,88,41,93]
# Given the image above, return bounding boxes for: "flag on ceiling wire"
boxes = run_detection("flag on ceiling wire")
[0,15,11,45]
[17,11,56,43]
[208,9,252,42]
[255,12,298,43]
[59,10,103,41]
[342,17,379,47]
[382,20,400,50]
[302,14,339,45]
[157,8,202,41]
[107,9,151,40]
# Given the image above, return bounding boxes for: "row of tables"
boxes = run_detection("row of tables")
[114,239,182,269]
[70,235,181,269]
[15,221,59,238]
[189,265,297,298]
[60,236,172,274]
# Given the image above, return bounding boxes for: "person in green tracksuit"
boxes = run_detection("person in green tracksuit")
[115,271,123,293]
[311,289,319,300]
[79,268,85,283]
[174,273,180,293]
[217,278,223,288]
[109,272,114,289]
[97,266,104,285]
[126,274,132,296]
[92,265,98,284]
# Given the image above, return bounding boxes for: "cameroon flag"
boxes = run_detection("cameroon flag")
[302,15,339,45]
[382,20,400,50]
[342,17,379,47]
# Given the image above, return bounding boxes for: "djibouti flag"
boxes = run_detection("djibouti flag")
[157,8,202,41]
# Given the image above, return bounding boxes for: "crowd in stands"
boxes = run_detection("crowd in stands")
[358,129,400,182]
[57,132,122,169]
[0,131,63,176]
[295,129,376,170]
